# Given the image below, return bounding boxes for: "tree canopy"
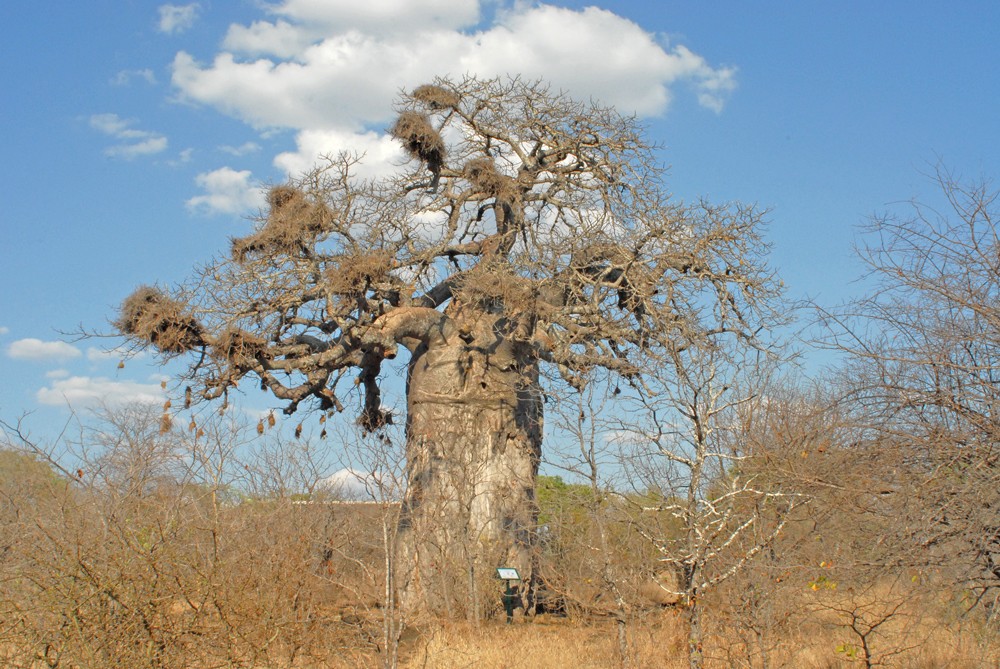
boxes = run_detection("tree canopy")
[117,75,780,426]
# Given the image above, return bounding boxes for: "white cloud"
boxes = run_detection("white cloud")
[90,113,168,159]
[89,113,135,136]
[220,141,262,156]
[168,1,736,175]
[7,338,82,362]
[169,147,195,166]
[172,3,734,124]
[320,467,394,500]
[271,0,480,34]
[0,326,9,335]
[223,19,320,59]
[669,45,738,114]
[37,376,165,408]
[273,128,404,179]
[46,369,70,379]
[186,167,266,215]
[106,136,169,159]
[111,68,157,86]
[158,3,201,35]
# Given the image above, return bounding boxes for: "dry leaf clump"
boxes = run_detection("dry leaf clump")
[231,185,334,261]
[214,328,268,367]
[325,250,396,295]
[390,111,446,178]
[412,83,460,110]
[464,157,519,202]
[117,286,204,354]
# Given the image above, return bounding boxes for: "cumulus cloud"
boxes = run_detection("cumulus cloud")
[158,3,200,35]
[186,167,266,215]
[36,376,165,408]
[90,113,168,159]
[273,128,404,180]
[7,338,82,362]
[222,19,320,59]
[168,0,737,176]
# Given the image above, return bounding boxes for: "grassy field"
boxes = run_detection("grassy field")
[314,599,999,669]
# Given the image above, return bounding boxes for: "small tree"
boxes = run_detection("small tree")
[617,342,802,669]
[115,75,782,617]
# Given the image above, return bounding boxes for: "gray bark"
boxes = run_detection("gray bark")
[395,304,541,618]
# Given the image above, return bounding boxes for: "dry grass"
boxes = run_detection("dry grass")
[379,607,999,669]
[4,592,997,668]
[398,618,677,669]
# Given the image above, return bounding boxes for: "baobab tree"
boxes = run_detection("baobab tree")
[116,75,782,617]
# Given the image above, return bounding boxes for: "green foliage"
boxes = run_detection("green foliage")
[536,475,595,527]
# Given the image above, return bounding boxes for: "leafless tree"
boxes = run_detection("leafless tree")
[821,166,1000,617]
[115,75,782,617]
[616,341,804,669]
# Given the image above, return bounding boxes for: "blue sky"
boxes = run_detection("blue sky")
[2,0,999,442]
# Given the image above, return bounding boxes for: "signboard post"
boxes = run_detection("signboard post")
[496,567,521,623]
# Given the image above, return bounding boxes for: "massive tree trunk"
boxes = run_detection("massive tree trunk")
[395,302,542,619]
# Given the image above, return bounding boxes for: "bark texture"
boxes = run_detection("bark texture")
[397,302,541,618]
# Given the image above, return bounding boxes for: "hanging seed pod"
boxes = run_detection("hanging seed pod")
[160,413,172,434]
[256,420,265,436]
